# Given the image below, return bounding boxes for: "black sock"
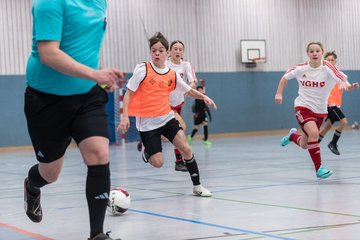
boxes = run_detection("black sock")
[86,164,110,238]
[27,164,49,196]
[203,126,208,141]
[184,155,200,186]
[332,130,342,144]
[318,134,324,143]
[191,129,198,138]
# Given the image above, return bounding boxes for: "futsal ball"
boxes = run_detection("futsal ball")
[107,187,131,215]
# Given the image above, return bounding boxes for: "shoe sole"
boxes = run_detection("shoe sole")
[175,168,188,172]
[193,192,212,197]
[317,171,333,179]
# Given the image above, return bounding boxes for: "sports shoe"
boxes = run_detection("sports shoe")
[88,231,121,240]
[142,151,149,163]
[203,140,212,145]
[328,142,340,155]
[280,128,297,146]
[316,166,333,179]
[187,135,193,145]
[193,185,212,197]
[137,141,143,152]
[24,178,42,223]
[175,161,188,172]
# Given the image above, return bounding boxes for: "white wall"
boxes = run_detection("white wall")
[1,0,359,74]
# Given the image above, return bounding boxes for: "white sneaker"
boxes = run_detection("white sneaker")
[193,185,212,197]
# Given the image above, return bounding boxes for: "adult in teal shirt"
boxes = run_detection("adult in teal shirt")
[24,1,122,240]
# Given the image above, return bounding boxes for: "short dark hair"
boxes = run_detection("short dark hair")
[324,51,337,59]
[149,32,169,50]
[196,85,203,90]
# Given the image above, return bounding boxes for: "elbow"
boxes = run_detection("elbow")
[38,52,52,66]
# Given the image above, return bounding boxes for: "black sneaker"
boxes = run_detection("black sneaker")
[328,142,340,155]
[137,141,143,152]
[88,231,121,240]
[142,151,149,163]
[24,178,42,223]
[175,161,188,172]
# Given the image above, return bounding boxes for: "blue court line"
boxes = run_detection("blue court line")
[129,209,296,240]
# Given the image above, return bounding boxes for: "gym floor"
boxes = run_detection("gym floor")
[0,130,360,240]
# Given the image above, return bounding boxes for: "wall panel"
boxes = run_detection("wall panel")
[1,0,359,74]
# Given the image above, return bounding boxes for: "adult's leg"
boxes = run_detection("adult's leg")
[79,136,111,239]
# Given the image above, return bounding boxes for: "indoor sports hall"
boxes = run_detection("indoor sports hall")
[1,0,360,240]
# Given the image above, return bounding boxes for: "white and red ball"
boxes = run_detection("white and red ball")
[107,187,131,215]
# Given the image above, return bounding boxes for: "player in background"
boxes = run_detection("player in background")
[166,40,197,171]
[275,42,348,179]
[188,85,212,145]
[318,51,359,155]
[118,32,216,197]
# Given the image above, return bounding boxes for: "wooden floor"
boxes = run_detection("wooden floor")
[0,129,360,240]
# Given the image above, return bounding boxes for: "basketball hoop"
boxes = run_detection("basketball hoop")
[245,57,266,68]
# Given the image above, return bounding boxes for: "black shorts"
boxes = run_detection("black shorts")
[24,85,109,163]
[139,118,181,157]
[326,106,345,124]
[194,113,208,125]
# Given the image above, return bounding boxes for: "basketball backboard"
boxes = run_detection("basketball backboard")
[240,40,266,64]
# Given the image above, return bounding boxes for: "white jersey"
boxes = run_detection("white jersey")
[284,60,347,114]
[166,59,197,107]
[126,62,191,131]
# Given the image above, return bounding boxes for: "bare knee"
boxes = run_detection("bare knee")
[83,148,109,166]
[300,143,308,149]
[339,118,348,128]
[149,153,164,168]
[39,164,61,183]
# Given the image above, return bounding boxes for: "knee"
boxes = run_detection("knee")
[149,154,164,168]
[300,144,308,150]
[180,146,192,159]
[150,158,164,168]
[85,149,109,166]
[340,118,348,126]
[324,125,332,131]
[41,168,60,183]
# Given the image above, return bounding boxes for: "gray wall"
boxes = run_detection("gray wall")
[1,0,360,146]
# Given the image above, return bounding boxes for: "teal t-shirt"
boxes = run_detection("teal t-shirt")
[26,0,107,95]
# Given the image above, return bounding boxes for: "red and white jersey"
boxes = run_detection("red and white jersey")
[283,60,347,114]
[166,59,197,107]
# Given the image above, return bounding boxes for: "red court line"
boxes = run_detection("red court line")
[0,222,54,240]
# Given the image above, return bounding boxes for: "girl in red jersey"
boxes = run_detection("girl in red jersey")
[166,40,198,172]
[118,32,217,197]
[275,42,348,179]
[318,51,359,155]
